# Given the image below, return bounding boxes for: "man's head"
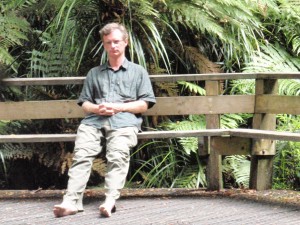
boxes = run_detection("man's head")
[100,23,128,59]
[99,23,128,41]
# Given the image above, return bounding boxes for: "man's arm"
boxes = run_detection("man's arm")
[82,100,149,116]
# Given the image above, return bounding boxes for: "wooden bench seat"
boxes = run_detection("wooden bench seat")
[1,128,299,143]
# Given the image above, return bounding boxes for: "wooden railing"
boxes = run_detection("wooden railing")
[1,72,300,191]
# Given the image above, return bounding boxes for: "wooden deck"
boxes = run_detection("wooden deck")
[0,189,299,225]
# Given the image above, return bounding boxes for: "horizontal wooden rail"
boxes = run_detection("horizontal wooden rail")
[1,95,300,120]
[255,95,300,114]
[2,72,300,86]
[0,96,255,120]
[1,129,300,143]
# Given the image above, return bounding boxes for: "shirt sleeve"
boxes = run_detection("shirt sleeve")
[77,69,94,106]
[136,66,156,109]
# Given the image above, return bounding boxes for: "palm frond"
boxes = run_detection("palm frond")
[131,19,172,73]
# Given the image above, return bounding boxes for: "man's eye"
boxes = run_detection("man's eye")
[105,40,123,45]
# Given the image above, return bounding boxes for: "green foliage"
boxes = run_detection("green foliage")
[273,114,300,190]
[28,30,79,77]
[178,81,206,96]
[273,141,300,190]
[279,79,300,96]
[221,114,249,129]
[129,140,207,188]
[243,43,300,72]
[276,0,300,56]
[222,155,250,188]
[0,0,32,71]
[229,79,255,95]
[171,163,207,188]
[160,115,206,155]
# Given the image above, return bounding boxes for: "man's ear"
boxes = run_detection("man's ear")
[124,38,129,47]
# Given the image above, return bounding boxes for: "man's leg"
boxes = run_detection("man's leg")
[99,126,138,217]
[54,124,103,217]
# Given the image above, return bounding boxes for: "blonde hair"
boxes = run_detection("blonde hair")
[99,23,128,40]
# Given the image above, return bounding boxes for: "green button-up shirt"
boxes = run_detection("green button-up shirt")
[78,58,156,130]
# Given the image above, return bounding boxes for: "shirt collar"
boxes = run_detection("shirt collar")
[100,58,129,71]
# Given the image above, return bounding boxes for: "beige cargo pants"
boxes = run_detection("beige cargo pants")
[62,123,138,211]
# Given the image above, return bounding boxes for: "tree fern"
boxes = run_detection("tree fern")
[164,0,269,69]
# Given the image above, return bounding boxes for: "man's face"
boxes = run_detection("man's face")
[103,29,128,58]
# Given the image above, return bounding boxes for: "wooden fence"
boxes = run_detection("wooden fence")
[1,72,300,191]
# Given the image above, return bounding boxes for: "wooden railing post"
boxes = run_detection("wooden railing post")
[205,80,222,191]
[250,79,278,190]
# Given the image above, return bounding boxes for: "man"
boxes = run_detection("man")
[53,22,156,218]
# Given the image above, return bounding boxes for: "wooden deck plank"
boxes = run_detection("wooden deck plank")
[0,189,299,225]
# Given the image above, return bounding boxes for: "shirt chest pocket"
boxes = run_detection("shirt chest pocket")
[117,77,135,99]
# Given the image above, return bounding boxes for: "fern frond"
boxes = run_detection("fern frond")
[178,81,206,95]
[160,115,206,154]
[279,79,300,96]
[165,0,225,38]
[223,155,250,188]
[0,48,14,65]
[0,10,30,69]
[0,0,37,11]
[229,79,255,95]
[221,114,248,129]
[243,43,300,72]
[0,143,34,160]
[172,164,206,188]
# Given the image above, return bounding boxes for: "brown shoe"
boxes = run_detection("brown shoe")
[53,202,78,217]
